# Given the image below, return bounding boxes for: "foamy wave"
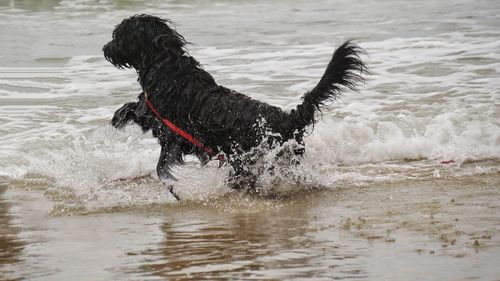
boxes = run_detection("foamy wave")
[304,111,500,166]
[1,27,499,213]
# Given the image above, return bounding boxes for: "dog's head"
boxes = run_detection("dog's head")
[103,14,187,70]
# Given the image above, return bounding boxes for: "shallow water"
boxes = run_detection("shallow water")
[0,0,499,280]
[2,176,500,280]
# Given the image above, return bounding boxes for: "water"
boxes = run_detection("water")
[1,0,499,280]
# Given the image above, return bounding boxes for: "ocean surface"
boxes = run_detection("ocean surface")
[0,0,499,280]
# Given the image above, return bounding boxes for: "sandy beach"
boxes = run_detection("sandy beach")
[2,168,499,280]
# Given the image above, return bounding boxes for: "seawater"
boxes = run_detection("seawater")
[0,0,499,212]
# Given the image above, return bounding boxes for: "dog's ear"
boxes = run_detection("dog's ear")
[151,33,186,60]
[149,18,188,60]
[153,34,184,51]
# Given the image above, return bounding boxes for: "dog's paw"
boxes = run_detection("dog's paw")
[111,102,137,129]
[165,184,180,201]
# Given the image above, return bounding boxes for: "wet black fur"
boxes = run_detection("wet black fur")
[105,14,366,190]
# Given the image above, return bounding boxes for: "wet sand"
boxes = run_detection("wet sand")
[1,174,499,280]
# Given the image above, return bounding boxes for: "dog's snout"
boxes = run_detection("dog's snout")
[103,41,121,66]
[103,41,114,55]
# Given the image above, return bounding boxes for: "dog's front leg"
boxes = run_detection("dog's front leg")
[157,140,183,201]
[111,102,138,129]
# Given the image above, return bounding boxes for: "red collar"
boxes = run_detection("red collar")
[144,92,216,158]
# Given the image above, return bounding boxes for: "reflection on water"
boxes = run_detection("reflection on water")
[131,202,366,280]
[1,177,500,280]
[0,185,24,281]
[147,211,315,279]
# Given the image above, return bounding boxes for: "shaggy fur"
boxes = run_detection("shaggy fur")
[104,15,366,191]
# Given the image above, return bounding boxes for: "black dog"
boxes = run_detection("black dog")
[104,15,366,196]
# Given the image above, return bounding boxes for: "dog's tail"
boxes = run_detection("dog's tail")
[290,41,366,130]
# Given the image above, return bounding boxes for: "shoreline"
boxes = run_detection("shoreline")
[1,174,499,280]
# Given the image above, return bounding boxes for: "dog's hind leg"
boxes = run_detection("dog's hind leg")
[226,157,259,191]
[157,140,183,201]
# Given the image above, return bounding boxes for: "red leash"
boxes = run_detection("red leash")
[144,92,215,157]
